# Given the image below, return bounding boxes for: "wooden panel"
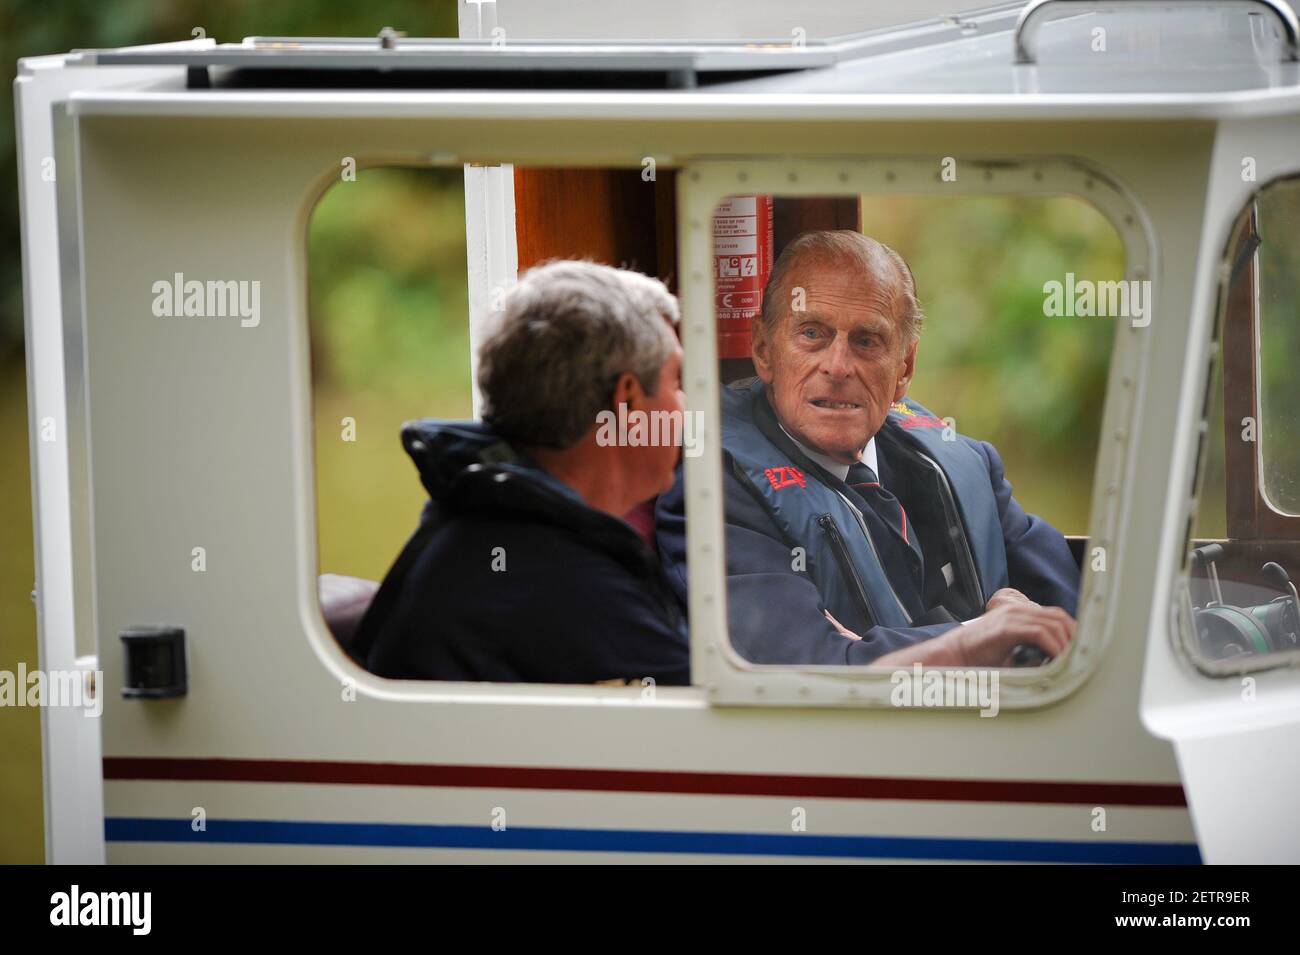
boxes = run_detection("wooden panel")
[773,196,862,248]
[654,172,679,295]
[1223,210,1260,540]
[1220,205,1300,540]
[513,168,663,279]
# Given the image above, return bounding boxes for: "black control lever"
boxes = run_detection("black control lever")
[1191,543,1226,606]
[1192,543,1225,567]
[1262,561,1300,606]
[1010,644,1050,667]
[1262,562,1300,651]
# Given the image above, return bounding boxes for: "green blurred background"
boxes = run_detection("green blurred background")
[310,167,472,581]
[861,194,1121,527]
[1257,181,1300,517]
[1,1,1136,865]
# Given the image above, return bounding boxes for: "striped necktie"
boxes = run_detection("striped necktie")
[846,461,924,572]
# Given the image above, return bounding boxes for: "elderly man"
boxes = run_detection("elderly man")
[356,260,690,685]
[656,230,1079,667]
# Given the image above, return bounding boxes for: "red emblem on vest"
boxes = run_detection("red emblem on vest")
[899,415,947,430]
[764,466,807,491]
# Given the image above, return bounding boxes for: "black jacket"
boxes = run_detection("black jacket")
[356,421,690,685]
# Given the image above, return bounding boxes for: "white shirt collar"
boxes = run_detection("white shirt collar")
[779,424,878,483]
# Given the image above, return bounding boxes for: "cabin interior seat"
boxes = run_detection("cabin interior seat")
[318,573,380,650]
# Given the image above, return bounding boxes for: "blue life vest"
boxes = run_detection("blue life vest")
[720,380,1009,632]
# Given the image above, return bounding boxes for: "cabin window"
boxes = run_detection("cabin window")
[1178,178,1300,674]
[705,191,1121,669]
[677,160,1146,707]
[1256,184,1300,517]
[308,163,687,689]
[308,166,472,649]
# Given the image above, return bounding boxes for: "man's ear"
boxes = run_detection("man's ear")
[751,319,775,384]
[613,371,643,409]
[893,338,918,403]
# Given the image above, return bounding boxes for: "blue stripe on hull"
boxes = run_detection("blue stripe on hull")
[106,817,1202,864]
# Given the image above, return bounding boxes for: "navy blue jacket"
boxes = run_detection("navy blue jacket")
[655,385,1079,665]
[357,421,690,685]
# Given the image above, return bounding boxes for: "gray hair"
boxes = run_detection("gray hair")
[478,260,680,450]
[759,230,924,348]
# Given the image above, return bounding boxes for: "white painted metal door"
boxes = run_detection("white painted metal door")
[15,40,219,864]
[1141,111,1300,864]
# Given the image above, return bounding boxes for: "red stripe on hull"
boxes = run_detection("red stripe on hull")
[102,757,1187,807]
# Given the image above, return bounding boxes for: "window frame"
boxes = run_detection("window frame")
[678,156,1154,708]
[1175,181,1300,678]
[1246,190,1300,531]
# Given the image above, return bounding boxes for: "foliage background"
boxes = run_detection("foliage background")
[310,168,471,581]
[862,194,1121,527]
[1257,182,1300,517]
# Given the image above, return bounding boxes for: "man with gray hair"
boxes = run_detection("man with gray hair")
[356,260,690,685]
[657,230,1080,667]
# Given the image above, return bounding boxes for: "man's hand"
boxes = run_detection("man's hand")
[946,603,1075,666]
[985,587,1037,613]
[830,601,1074,669]
[824,609,861,640]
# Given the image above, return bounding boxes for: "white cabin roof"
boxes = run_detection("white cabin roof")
[35,2,1300,121]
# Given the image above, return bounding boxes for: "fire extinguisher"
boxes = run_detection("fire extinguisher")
[713,196,774,360]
